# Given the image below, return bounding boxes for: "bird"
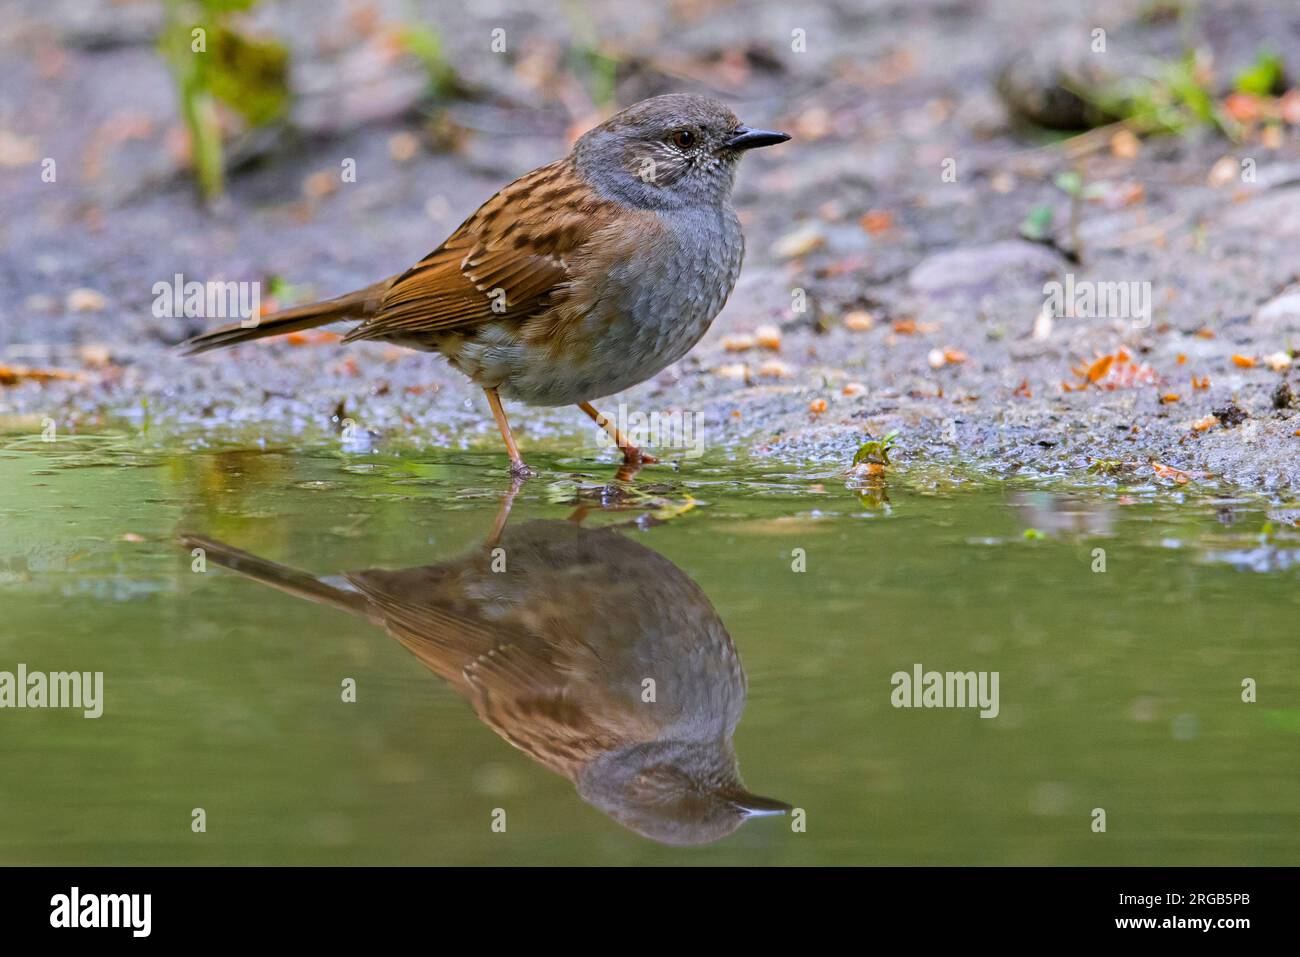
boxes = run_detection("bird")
[180,515,790,846]
[181,93,789,476]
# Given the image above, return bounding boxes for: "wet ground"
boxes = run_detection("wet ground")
[1,430,1297,864]
[2,0,1298,492]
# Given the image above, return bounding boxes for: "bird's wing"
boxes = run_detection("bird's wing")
[344,565,650,775]
[343,159,626,342]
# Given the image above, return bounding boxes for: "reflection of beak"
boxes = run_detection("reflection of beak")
[727,789,794,817]
[725,126,791,151]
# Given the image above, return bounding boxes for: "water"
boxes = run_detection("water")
[1,429,1297,864]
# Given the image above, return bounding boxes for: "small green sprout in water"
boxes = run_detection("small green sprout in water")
[1088,458,1131,476]
[1023,528,1045,540]
[852,429,899,468]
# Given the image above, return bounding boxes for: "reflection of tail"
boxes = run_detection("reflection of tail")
[180,534,374,620]
[179,278,394,355]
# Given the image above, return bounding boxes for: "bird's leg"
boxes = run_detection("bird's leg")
[485,388,532,478]
[484,475,525,549]
[578,401,658,465]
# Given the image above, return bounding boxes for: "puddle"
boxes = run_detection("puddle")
[0,429,1296,864]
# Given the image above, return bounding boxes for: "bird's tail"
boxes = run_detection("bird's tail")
[179,278,394,355]
[181,533,376,622]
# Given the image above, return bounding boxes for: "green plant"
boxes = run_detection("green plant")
[159,0,289,202]
[852,429,899,467]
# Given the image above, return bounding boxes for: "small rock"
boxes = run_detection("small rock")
[66,288,107,312]
[1263,351,1293,372]
[843,310,875,331]
[1220,185,1300,239]
[908,241,1063,297]
[1213,402,1248,428]
[771,224,825,260]
[720,334,756,352]
[1273,381,1296,410]
[1255,290,1300,333]
[756,359,794,379]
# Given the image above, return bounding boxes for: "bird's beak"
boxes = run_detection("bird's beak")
[727,789,794,817]
[725,126,791,151]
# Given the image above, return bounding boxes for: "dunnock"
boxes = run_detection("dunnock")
[182,93,789,475]
[181,516,789,846]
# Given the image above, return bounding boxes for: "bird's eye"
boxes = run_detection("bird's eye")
[671,129,696,149]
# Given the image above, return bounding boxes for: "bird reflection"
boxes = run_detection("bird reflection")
[181,504,788,846]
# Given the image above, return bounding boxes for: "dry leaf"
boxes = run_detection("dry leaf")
[755,324,782,351]
[1152,462,1191,484]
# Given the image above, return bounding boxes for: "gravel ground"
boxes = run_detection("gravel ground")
[2,0,1298,493]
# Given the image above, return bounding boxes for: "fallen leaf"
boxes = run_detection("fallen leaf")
[860,210,894,235]
[0,364,83,385]
[755,324,782,351]
[808,398,827,414]
[1231,354,1256,368]
[1161,393,1181,403]
[1152,462,1191,484]
[1192,414,1218,432]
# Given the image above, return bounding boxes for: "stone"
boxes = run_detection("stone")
[908,241,1064,296]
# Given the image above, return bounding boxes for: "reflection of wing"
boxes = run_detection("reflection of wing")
[345,556,652,778]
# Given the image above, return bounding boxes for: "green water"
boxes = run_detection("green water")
[1,430,1297,864]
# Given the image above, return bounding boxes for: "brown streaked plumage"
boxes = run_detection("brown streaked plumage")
[182,94,790,476]
[180,516,790,846]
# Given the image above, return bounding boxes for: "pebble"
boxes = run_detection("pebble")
[908,241,1063,296]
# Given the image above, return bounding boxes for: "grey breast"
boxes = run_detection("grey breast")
[600,203,745,381]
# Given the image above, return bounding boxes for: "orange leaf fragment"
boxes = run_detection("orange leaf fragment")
[1085,354,1115,382]
[1152,462,1191,484]
[1192,414,1218,432]
[1231,354,1256,368]
[0,364,83,386]
[1161,393,1181,404]
[860,210,894,235]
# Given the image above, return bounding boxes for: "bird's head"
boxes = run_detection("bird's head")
[577,738,791,846]
[574,93,790,210]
